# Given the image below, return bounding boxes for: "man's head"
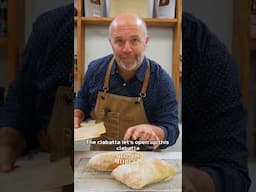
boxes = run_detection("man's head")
[108,13,149,71]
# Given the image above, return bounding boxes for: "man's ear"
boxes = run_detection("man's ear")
[145,35,149,46]
[109,38,114,49]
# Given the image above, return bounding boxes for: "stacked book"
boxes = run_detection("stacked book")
[0,87,4,105]
[0,0,7,36]
[83,0,176,18]
[251,0,256,39]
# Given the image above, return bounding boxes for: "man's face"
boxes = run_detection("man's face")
[109,24,149,71]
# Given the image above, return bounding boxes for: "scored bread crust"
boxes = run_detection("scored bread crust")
[111,157,177,189]
[86,151,144,171]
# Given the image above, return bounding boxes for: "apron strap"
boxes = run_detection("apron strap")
[140,59,150,98]
[103,57,115,94]
[103,56,150,98]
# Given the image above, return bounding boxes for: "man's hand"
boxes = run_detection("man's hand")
[182,164,215,192]
[0,127,26,173]
[74,116,81,128]
[123,124,165,150]
[74,109,85,128]
[0,145,16,172]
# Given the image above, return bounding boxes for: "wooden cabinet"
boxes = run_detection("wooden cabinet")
[233,0,256,105]
[0,0,24,85]
[233,0,256,158]
[74,0,182,98]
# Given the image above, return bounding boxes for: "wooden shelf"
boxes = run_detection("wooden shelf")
[250,39,256,51]
[79,17,178,27]
[74,70,78,78]
[1,1,24,85]
[233,1,256,105]
[0,36,7,47]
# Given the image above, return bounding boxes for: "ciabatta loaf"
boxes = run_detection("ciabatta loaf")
[111,158,176,189]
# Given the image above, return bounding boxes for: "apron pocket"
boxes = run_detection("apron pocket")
[103,111,120,140]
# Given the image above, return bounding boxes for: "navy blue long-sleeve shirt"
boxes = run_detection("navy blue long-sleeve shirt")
[182,12,251,191]
[74,54,179,149]
[0,4,74,149]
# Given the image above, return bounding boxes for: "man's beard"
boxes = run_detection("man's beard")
[115,54,145,71]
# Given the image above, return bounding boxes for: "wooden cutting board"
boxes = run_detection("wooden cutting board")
[74,151,181,192]
[74,120,106,141]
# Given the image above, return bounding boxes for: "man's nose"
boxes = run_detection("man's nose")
[122,41,132,52]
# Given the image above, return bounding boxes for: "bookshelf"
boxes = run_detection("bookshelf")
[233,0,256,158]
[0,0,24,85]
[0,36,7,46]
[233,0,256,105]
[74,0,182,98]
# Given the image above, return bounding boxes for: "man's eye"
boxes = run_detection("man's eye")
[130,38,141,45]
[131,39,139,43]
[115,39,123,44]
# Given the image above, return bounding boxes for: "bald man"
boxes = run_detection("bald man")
[74,13,179,151]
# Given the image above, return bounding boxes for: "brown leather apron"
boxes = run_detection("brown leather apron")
[91,57,152,151]
[46,86,74,161]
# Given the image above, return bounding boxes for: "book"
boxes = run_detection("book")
[252,0,256,13]
[84,0,105,17]
[154,0,176,18]
[250,14,256,39]
[0,0,7,36]
[108,0,153,18]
